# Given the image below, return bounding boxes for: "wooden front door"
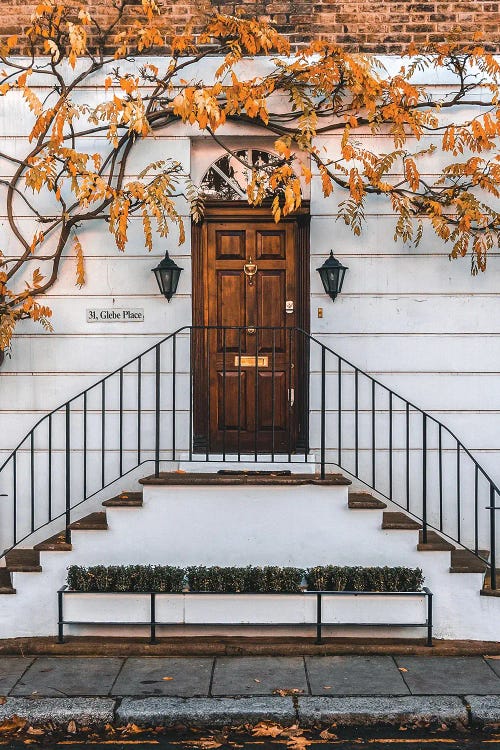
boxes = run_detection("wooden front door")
[193,204,310,455]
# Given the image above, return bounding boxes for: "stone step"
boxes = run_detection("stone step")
[103,491,143,507]
[69,512,108,531]
[34,532,72,552]
[417,530,456,551]
[348,492,387,510]
[481,578,500,597]
[450,549,489,573]
[0,568,15,594]
[382,512,422,530]
[140,471,351,486]
[5,549,41,572]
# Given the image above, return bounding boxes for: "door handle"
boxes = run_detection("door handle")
[288,388,295,407]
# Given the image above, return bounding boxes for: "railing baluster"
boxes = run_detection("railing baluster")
[422,413,428,545]
[438,424,443,532]
[206,330,210,462]
[237,328,242,461]
[189,331,193,462]
[172,337,176,461]
[137,357,142,466]
[82,394,86,503]
[474,464,479,555]
[255,327,259,462]
[65,403,71,544]
[406,402,410,511]
[371,379,376,489]
[354,369,359,478]
[388,391,393,500]
[288,327,292,462]
[320,347,326,480]
[222,328,227,462]
[48,414,52,521]
[271,328,276,461]
[12,453,17,545]
[30,431,34,533]
[119,368,123,477]
[155,345,160,478]
[337,357,342,468]
[456,444,461,544]
[490,485,497,590]
[101,380,106,489]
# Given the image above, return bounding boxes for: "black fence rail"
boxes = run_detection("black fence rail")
[57,585,433,645]
[1,326,498,589]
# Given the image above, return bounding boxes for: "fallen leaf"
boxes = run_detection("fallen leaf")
[197,738,222,749]
[0,697,6,705]
[0,716,26,733]
[26,726,44,736]
[162,676,174,681]
[273,687,304,696]
[252,722,284,737]
[398,667,408,672]
[287,736,311,750]
[67,720,77,734]
[254,678,261,683]
[323,685,332,690]
[124,723,145,734]
[319,729,338,740]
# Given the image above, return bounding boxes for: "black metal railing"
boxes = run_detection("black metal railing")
[0,326,498,590]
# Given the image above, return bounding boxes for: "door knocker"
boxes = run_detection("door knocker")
[243,257,257,285]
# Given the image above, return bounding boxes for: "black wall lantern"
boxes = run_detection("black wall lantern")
[152,250,183,302]
[317,251,348,302]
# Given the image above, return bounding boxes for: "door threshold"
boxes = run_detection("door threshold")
[177,454,317,474]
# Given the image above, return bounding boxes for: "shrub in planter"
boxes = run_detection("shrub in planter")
[66,564,185,593]
[305,565,424,592]
[186,565,305,593]
[66,564,423,593]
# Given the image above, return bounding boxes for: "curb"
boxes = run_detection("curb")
[297,696,468,728]
[0,695,499,731]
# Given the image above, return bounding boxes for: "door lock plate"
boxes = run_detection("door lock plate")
[234,356,269,367]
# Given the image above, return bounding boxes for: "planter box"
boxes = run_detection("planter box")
[58,588,433,644]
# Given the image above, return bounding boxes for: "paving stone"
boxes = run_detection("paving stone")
[297,696,468,727]
[117,696,296,727]
[11,657,123,697]
[394,657,500,695]
[212,656,307,696]
[0,657,34,695]
[0,697,115,727]
[112,657,213,697]
[486,658,500,679]
[305,655,410,696]
[467,695,500,726]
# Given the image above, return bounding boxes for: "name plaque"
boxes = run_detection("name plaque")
[87,308,145,323]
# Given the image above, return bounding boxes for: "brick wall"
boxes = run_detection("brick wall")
[0,0,499,54]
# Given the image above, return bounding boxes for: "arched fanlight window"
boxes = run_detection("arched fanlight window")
[200,148,283,201]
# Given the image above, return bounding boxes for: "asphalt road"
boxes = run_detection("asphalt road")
[2,731,500,749]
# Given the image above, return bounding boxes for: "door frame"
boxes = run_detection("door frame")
[191,201,311,454]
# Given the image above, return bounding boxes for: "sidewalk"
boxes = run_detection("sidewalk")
[1,655,500,730]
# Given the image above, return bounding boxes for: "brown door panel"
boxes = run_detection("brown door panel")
[195,211,308,455]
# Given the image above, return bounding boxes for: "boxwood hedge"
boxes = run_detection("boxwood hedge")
[66,564,424,593]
